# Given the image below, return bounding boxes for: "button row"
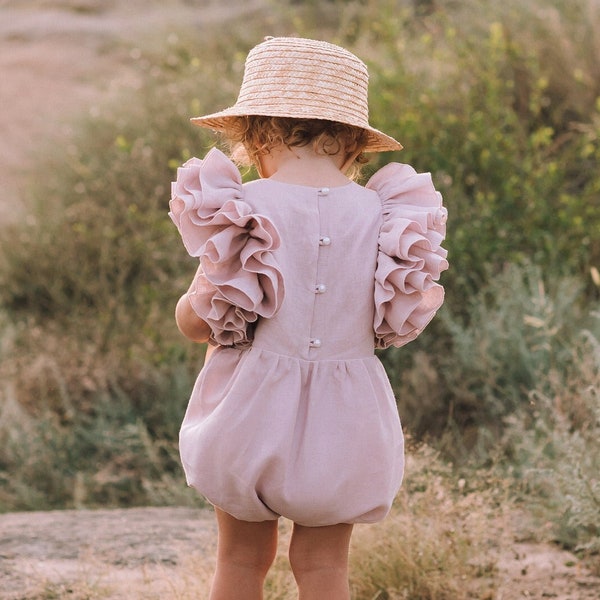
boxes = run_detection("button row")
[311,222,331,349]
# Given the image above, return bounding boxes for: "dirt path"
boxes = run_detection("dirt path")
[1,507,599,599]
[0,507,217,599]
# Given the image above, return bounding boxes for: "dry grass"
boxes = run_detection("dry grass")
[347,446,502,600]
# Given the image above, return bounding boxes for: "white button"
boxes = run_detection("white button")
[315,284,327,294]
[319,236,331,246]
[319,187,330,195]
[309,338,322,348]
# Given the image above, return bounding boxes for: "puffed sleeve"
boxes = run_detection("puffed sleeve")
[366,162,448,349]
[169,148,284,347]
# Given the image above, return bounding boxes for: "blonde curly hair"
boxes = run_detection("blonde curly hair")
[221,116,369,179]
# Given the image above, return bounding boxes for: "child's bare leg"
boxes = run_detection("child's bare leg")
[288,522,354,600]
[209,508,278,600]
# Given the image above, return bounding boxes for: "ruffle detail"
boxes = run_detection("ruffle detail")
[367,163,448,349]
[169,148,284,347]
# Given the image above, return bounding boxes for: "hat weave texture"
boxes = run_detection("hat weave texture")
[191,37,402,153]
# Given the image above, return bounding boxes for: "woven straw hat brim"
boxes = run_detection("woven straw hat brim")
[190,37,403,153]
[191,111,402,153]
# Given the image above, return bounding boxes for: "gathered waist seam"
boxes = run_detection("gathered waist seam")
[249,344,376,364]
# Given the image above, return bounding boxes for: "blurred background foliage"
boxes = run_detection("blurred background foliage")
[0,0,598,566]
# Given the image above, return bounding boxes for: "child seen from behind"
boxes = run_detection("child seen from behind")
[169,36,448,599]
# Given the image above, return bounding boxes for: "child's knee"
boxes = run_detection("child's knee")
[219,537,277,574]
[220,541,277,577]
[289,547,344,578]
[215,538,275,577]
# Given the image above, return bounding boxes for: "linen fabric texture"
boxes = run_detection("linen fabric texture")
[169,148,448,526]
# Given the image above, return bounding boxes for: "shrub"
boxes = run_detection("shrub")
[501,326,600,566]
[0,314,203,510]
[354,0,600,305]
[381,264,590,447]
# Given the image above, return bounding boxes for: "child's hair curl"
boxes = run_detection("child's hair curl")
[222,116,369,179]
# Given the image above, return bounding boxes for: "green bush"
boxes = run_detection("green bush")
[355,0,600,303]
[381,264,594,443]
[0,310,203,510]
[500,326,600,563]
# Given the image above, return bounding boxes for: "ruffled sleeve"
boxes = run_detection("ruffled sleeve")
[366,163,448,349]
[169,148,284,347]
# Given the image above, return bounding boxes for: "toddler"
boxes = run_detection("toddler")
[169,36,448,600]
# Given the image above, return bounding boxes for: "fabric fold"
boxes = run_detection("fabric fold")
[169,148,285,347]
[366,162,449,349]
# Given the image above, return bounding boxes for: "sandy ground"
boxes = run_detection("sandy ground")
[0,507,599,599]
[0,1,599,598]
[0,507,218,599]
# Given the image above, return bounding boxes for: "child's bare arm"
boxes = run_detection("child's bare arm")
[175,293,211,343]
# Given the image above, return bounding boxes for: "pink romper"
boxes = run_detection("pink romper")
[169,148,448,526]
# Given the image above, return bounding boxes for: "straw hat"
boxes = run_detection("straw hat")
[191,37,402,153]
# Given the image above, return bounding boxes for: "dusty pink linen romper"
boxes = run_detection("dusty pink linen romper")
[169,148,448,526]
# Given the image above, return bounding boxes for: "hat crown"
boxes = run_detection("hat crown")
[235,37,370,125]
